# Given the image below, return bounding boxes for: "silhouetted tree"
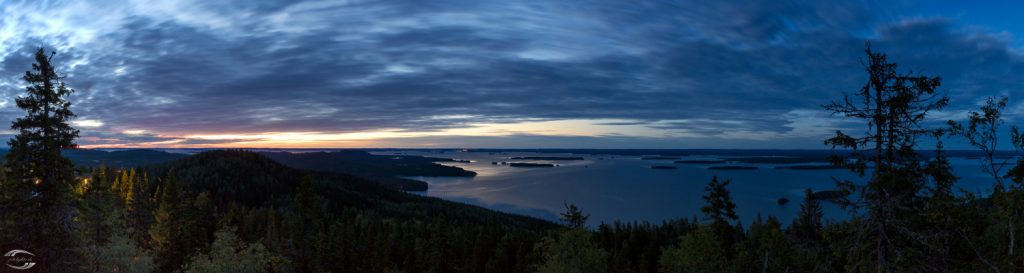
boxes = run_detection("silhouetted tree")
[789,188,823,244]
[0,47,81,272]
[701,175,739,254]
[560,203,589,229]
[949,96,1024,272]
[824,44,948,272]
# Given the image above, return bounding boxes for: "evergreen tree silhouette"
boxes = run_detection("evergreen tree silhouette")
[1,47,81,272]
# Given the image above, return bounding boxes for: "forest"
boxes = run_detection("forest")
[4,44,1024,273]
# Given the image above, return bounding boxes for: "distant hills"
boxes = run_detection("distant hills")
[0,148,477,192]
[0,148,190,168]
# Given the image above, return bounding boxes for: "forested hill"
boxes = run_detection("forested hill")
[0,148,475,191]
[149,150,555,229]
[258,150,475,191]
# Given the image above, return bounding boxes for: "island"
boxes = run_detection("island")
[774,165,846,170]
[650,165,677,170]
[508,162,557,168]
[509,156,585,160]
[725,156,830,164]
[642,156,682,160]
[708,166,759,170]
[777,198,790,205]
[674,159,727,164]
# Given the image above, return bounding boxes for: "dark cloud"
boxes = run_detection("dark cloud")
[0,0,1022,148]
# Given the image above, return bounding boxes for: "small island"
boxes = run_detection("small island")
[726,156,829,164]
[774,165,845,170]
[641,156,681,160]
[510,156,585,160]
[674,159,727,164]
[708,166,759,170]
[650,165,677,170]
[777,198,790,205]
[508,162,557,168]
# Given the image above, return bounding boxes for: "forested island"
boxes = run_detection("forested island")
[509,156,585,160]
[774,165,847,170]
[708,166,759,170]
[508,162,557,168]
[674,159,727,164]
[641,156,682,160]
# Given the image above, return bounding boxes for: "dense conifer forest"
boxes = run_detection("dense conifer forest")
[6,44,1024,273]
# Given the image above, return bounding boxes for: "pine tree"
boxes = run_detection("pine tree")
[1,47,81,272]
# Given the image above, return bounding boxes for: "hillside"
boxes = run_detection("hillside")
[259,150,477,191]
[150,150,553,229]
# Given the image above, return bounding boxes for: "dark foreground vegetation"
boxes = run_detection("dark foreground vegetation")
[8,44,1024,273]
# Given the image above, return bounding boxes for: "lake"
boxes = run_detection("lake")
[375,150,1004,226]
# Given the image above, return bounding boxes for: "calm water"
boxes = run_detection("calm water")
[375,150,1001,226]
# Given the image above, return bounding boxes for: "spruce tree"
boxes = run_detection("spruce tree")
[559,203,589,229]
[700,175,739,252]
[1,47,81,272]
[824,44,949,272]
[701,176,738,226]
[790,188,823,244]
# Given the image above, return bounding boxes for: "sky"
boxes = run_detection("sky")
[1,0,1023,149]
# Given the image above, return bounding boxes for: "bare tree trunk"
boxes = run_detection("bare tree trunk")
[762,250,770,273]
[1010,214,1016,256]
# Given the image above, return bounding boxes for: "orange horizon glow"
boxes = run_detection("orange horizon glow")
[76,118,692,149]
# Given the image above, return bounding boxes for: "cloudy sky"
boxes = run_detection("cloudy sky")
[0,0,1022,149]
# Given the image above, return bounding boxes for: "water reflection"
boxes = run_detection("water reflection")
[392,150,999,226]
